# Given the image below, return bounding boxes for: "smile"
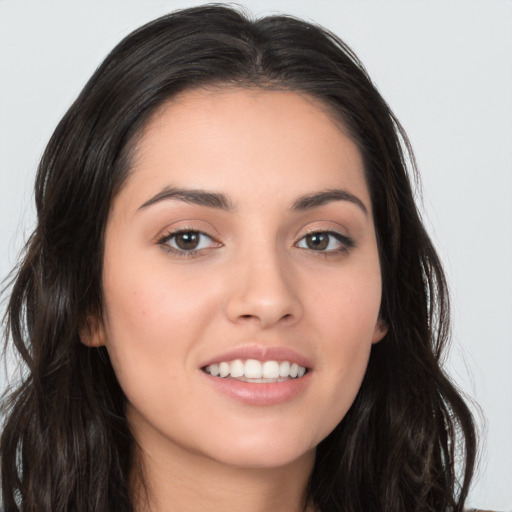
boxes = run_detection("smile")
[203,359,308,381]
[201,356,312,405]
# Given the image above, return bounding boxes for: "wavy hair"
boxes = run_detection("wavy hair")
[1,4,476,511]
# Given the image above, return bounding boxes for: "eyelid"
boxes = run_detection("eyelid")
[294,220,352,241]
[153,221,355,258]
[155,225,223,257]
[153,219,219,243]
[159,229,215,245]
[295,230,354,250]
[293,219,356,254]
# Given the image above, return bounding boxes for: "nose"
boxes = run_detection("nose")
[224,246,303,329]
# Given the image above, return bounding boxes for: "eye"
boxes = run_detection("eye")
[158,230,220,254]
[295,231,354,252]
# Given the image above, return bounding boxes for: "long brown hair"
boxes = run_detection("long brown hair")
[1,5,476,511]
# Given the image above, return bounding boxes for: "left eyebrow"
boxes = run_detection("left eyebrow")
[291,189,368,216]
[138,186,235,211]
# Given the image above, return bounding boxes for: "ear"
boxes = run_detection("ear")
[371,318,388,344]
[79,316,106,347]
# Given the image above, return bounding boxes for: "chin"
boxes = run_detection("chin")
[199,428,318,470]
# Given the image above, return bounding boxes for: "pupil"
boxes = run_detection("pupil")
[176,232,199,250]
[307,233,328,250]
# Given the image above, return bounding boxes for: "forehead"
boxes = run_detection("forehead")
[120,87,370,211]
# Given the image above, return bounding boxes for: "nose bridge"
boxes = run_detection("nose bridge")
[225,237,302,328]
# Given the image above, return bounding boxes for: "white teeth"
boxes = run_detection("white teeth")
[244,359,262,379]
[204,359,307,380]
[219,361,230,378]
[262,361,280,379]
[279,361,291,377]
[230,359,244,378]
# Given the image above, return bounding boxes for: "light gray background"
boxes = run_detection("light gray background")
[1,0,511,509]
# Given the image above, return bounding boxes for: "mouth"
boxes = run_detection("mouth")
[202,358,309,383]
[200,346,313,405]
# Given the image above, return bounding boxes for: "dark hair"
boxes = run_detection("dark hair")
[1,4,476,511]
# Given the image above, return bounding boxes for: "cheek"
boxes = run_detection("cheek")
[304,261,382,425]
[100,253,222,399]
[310,258,383,349]
[103,245,220,334]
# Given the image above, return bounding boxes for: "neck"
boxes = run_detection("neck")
[130,437,316,512]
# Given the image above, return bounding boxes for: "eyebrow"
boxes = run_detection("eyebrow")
[138,186,235,211]
[291,189,368,215]
[138,186,367,215]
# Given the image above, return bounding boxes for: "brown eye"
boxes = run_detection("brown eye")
[296,231,354,253]
[159,230,219,254]
[305,233,329,250]
[175,231,200,250]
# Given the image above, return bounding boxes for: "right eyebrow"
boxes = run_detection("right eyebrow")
[137,186,236,212]
[291,188,368,216]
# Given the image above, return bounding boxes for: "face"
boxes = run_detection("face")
[90,88,387,470]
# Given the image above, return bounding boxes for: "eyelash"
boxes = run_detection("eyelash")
[156,229,355,258]
[157,229,221,257]
[296,230,355,255]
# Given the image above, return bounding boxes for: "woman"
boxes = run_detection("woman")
[1,4,478,511]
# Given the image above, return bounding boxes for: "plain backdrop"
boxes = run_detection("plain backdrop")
[0,0,511,509]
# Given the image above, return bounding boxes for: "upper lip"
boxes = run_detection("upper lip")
[200,345,313,369]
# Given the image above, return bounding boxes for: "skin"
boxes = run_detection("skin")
[87,87,387,512]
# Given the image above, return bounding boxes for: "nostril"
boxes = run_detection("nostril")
[225,286,303,328]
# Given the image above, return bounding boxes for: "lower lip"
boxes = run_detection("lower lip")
[201,371,312,406]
